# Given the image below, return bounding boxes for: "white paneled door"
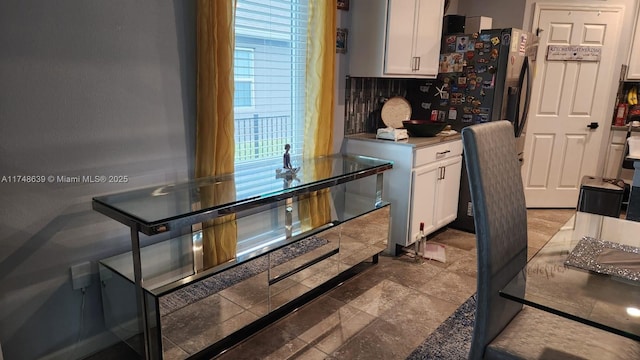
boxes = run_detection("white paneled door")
[522,5,623,207]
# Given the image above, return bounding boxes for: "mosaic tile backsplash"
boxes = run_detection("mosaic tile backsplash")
[344,77,438,135]
[344,77,407,135]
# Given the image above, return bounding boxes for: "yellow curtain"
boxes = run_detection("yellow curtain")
[299,0,336,231]
[196,0,238,268]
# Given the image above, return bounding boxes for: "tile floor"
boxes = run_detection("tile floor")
[213,209,575,360]
[86,209,575,360]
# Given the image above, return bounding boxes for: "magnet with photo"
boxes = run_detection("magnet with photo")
[336,28,348,53]
[462,114,474,123]
[456,36,470,52]
[466,51,475,60]
[421,102,431,110]
[480,34,491,42]
[438,111,446,122]
[450,53,464,72]
[490,48,499,60]
[431,110,439,121]
[445,35,457,52]
[490,37,500,46]
[463,106,473,114]
[475,41,485,50]
[477,65,487,73]
[439,54,450,73]
[468,79,477,91]
[457,76,467,88]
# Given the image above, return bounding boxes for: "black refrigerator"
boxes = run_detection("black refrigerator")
[408,28,538,232]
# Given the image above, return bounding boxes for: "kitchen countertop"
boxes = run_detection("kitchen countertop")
[345,133,462,149]
[611,125,640,132]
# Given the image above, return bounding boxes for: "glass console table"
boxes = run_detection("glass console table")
[92,154,392,359]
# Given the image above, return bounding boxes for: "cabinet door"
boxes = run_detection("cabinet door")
[604,143,625,179]
[413,0,444,77]
[628,17,640,79]
[385,0,417,75]
[435,156,463,228]
[410,161,440,243]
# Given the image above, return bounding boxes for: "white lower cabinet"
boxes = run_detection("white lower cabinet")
[410,150,462,244]
[345,137,463,254]
[604,129,640,181]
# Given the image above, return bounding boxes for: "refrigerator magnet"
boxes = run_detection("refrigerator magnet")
[463,107,472,114]
[462,114,473,123]
[502,33,511,46]
[451,93,463,105]
[472,32,479,39]
[457,36,470,52]
[475,42,484,49]
[430,110,438,121]
[448,108,458,120]
[491,37,500,46]
[438,111,446,122]
[480,34,491,42]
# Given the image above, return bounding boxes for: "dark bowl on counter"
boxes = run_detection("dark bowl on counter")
[402,120,447,137]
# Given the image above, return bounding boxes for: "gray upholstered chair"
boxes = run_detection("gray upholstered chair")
[463,121,640,360]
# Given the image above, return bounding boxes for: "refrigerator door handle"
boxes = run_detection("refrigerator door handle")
[506,86,520,134]
[517,56,532,138]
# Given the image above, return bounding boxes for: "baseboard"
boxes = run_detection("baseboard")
[38,331,119,360]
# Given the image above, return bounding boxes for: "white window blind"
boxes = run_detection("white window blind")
[233,0,308,171]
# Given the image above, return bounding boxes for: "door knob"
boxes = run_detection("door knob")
[587,122,599,129]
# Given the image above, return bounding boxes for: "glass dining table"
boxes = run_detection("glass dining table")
[501,211,640,341]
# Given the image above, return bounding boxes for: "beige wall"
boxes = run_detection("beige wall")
[457,0,526,29]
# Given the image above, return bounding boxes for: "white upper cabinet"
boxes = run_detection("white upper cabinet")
[628,11,640,79]
[349,0,445,78]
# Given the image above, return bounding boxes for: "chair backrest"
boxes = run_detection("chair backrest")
[462,121,528,360]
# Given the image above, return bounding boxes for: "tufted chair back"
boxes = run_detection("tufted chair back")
[462,121,528,360]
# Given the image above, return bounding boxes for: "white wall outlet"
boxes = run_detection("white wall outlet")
[70,261,92,290]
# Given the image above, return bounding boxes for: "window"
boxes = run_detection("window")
[234,48,254,108]
[233,0,308,167]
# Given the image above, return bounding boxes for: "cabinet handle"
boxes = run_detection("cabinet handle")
[411,57,416,71]
[436,150,451,156]
[416,56,421,70]
[443,166,446,179]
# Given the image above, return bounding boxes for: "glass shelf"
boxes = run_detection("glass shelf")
[93,154,392,235]
[99,190,389,296]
